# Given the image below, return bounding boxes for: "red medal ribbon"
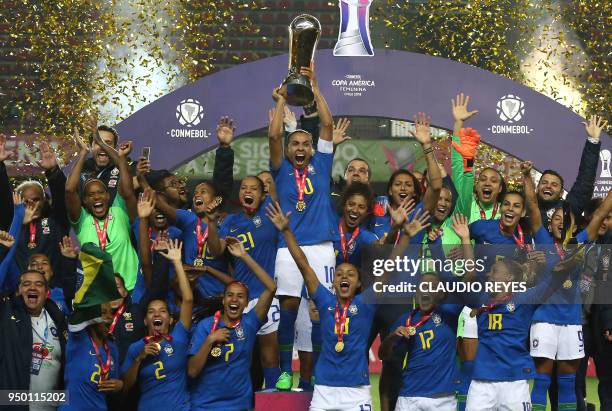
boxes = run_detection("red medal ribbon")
[211,310,241,333]
[88,331,112,380]
[553,241,565,260]
[148,227,167,251]
[339,220,360,263]
[294,167,308,203]
[477,201,498,220]
[334,299,351,344]
[93,215,110,251]
[475,294,512,316]
[29,222,37,247]
[107,303,126,335]
[196,218,209,259]
[143,333,173,344]
[499,221,532,252]
[405,308,433,330]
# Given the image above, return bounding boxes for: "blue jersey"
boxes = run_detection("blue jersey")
[131,219,182,251]
[218,199,277,298]
[312,284,376,387]
[60,331,119,411]
[333,221,379,268]
[392,305,462,397]
[272,152,337,247]
[121,321,190,411]
[531,229,589,325]
[188,310,261,411]
[470,220,536,270]
[370,201,426,245]
[175,209,229,297]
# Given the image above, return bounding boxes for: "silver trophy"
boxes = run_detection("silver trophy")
[333,0,374,57]
[281,14,321,106]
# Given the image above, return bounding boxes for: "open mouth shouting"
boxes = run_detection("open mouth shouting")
[92,201,105,215]
[502,211,516,225]
[243,194,254,206]
[481,187,493,201]
[398,192,409,201]
[193,197,205,210]
[154,212,166,225]
[97,152,109,162]
[541,188,554,200]
[152,318,163,333]
[26,291,40,306]
[294,153,306,166]
[346,212,360,227]
[339,280,350,293]
[227,303,240,316]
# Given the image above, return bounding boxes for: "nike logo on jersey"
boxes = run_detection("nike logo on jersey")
[374,223,384,227]
[230,228,239,233]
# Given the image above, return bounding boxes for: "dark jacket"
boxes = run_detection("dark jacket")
[0,297,67,411]
[212,146,234,199]
[79,157,137,205]
[539,139,600,226]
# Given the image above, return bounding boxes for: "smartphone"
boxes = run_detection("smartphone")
[142,146,151,161]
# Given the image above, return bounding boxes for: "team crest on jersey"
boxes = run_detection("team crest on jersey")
[348,241,357,253]
[532,338,539,348]
[164,345,174,356]
[349,304,358,315]
[124,322,134,331]
[42,218,48,227]
[108,179,117,188]
[111,167,119,176]
[235,326,245,340]
[506,302,516,312]
[307,164,315,174]
[252,215,262,228]
[432,313,442,326]
[123,312,132,321]
[50,326,58,337]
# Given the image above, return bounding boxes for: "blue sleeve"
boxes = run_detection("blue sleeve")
[188,321,209,356]
[121,342,141,376]
[469,220,484,241]
[516,253,563,305]
[534,225,554,245]
[172,320,190,344]
[110,343,120,379]
[314,151,334,177]
[312,283,334,313]
[576,229,590,245]
[0,204,25,289]
[175,209,195,232]
[218,215,231,238]
[245,309,263,335]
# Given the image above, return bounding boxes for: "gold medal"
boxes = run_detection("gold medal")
[407,326,416,336]
[27,242,36,249]
[193,258,204,267]
[211,346,222,357]
[563,279,573,289]
[334,341,344,352]
[154,342,161,352]
[296,200,306,212]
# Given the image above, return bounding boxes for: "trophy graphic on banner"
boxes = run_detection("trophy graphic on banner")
[281,14,321,106]
[333,0,374,57]
[600,150,611,178]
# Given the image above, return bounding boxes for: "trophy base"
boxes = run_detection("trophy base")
[282,76,314,107]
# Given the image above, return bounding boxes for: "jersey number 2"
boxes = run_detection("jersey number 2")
[154,361,166,380]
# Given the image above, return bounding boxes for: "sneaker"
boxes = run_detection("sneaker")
[275,371,293,390]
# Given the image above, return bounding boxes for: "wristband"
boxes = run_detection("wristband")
[423,147,434,155]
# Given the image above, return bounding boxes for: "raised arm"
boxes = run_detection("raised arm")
[213,117,236,198]
[65,127,90,222]
[0,134,13,231]
[268,90,286,170]
[412,113,442,213]
[159,240,193,330]
[226,238,276,321]
[300,62,333,142]
[450,213,478,281]
[266,201,319,296]
[137,189,155,289]
[383,199,415,245]
[37,141,68,228]
[93,132,137,221]
[204,206,226,258]
[520,161,542,233]
[585,189,612,241]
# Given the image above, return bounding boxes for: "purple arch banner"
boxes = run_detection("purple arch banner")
[116,49,611,192]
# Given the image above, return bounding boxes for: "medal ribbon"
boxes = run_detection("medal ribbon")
[477,201,498,220]
[294,167,308,204]
[88,331,112,380]
[475,294,512,316]
[405,308,433,331]
[29,222,37,247]
[143,333,173,343]
[196,218,209,259]
[553,241,565,260]
[93,215,110,251]
[339,220,360,263]
[107,303,126,335]
[334,299,351,345]
[499,221,532,252]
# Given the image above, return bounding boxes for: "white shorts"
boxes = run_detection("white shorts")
[245,297,280,336]
[529,322,585,360]
[310,384,372,411]
[466,380,530,411]
[295,297,313,352]
[395,395,457,411]
[275,242,336,298]
[461,306,479,339]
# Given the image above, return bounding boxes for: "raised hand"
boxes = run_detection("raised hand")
[226,237,247,258]
[333,118,351,146]
[452,93,479,122]
[266,201,290,231]
[136,157,151,176]
[216,116,235,146]
[519,161,533,177]
[0,134,11,162]
[272,87,285,103]
[23,201,37,225]
[59,236,79,258]
[137,342,161,361]
[409,112,432,146]
[450,213,470,241]
[300,61,318,89]
[428,227,443,242]
[283,106,297,131]
[159,238,183,262]
[583,115,608,141]
[118,141,133,158]
[393,326,412,339]
[403,208,431,238]
[390,198,416,228]
[0,231,15,248]
[36,141,58,170]
[73,127,89,156]
[12,191,23,206]
[138,189,156,219]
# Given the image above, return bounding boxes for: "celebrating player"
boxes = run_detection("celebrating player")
[187,239,276,410]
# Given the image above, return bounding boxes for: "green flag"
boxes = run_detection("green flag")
[68,243,121,332]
